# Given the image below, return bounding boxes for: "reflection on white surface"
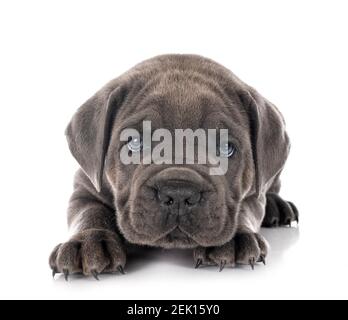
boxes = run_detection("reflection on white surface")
[3,216,348,300]
[261,227,300,266]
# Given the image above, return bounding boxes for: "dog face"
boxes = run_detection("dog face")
[107,80,255,249]
[66,55,289,249]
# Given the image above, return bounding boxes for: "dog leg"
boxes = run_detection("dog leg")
[49,171,126,280]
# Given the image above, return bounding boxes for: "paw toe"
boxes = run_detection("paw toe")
[56,240,82,274]
[208,241,236,267]
[235,233,261,265]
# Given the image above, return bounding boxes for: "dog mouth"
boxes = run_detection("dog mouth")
[166,226,190,241]
[155,226,197,247]
[122,166,231,248]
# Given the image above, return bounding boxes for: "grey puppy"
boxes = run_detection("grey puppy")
[49,54,298,279]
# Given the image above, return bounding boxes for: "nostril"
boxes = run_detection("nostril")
[155,181,203,209]
[184,192,201,207]
[184,199,193,207]
[164,197,174,206]
[157,188,175,206]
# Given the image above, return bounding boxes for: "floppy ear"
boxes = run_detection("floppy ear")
[65,85,125,192]
[238,89,290,196]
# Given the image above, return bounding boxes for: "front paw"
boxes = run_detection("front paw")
[262,193,299,227]
[193,233,268,271]
[49,229,126,280]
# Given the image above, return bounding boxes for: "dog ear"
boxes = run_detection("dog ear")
[65,85,125,192]
[238,89,290,196]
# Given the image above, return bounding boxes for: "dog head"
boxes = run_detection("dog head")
[66,55,289,249]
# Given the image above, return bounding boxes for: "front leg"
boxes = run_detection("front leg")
[49,171,126,280]
[194,196,268,270]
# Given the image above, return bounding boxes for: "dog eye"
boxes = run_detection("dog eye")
[127,136,143,152]
[219,142,236,158]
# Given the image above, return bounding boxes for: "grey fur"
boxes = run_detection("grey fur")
[49,54,297,277]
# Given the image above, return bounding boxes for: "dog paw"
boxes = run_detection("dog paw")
[49,229,126,280]
[193,233,268,271]
[262,193,299,228]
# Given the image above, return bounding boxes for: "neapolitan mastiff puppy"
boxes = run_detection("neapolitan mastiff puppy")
[49,54,298,280]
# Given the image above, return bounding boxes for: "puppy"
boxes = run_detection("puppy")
[49,54,298,279]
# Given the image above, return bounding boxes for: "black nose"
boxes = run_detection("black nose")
[157,180,201,209]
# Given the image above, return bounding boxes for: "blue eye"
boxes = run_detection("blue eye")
[220,142,236,158]
[127,136,143,152]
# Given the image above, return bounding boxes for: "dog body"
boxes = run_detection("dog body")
[50,55,298,277]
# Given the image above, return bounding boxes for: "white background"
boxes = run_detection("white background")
[0,0,347,300]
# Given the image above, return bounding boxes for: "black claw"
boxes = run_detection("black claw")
[63,269,69,281]
[52,269,57,279]
[249,258,255,270]
[219,261,226,272]
[260,255,266,265]
[195,259,202,269]
[117,265,125,275]
[284,218,291,227]
[91,270,99,281]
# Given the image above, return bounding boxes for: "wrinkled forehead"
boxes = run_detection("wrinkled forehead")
[115,84,248,140]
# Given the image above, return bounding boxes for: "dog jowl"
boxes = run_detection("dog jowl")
[49,54,298,280]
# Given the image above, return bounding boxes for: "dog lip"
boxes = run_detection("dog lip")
[166,226,194,243]
[175,226,200,242]
[152,225,195,244]
[150,225,179,243]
